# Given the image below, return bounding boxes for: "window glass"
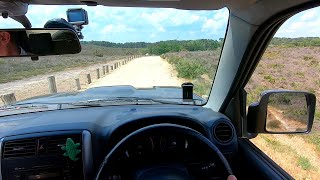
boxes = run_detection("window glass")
[0,6,229,114]
[246,7,320,179]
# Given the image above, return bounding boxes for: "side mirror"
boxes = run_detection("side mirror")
[247,90,316,134]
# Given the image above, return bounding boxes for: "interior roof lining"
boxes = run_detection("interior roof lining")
[25,0,226,10]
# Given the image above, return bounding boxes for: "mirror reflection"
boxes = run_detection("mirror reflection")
[266,93,308,132]
[0,29,80,57]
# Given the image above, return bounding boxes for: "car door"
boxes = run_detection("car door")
[237,5,320,180]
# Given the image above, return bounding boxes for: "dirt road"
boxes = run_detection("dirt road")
[88,56,184,88]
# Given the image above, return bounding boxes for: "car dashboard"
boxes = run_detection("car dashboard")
[0,105,237,180]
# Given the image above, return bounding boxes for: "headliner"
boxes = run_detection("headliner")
[23,0,232,10]
[18,0,316,25]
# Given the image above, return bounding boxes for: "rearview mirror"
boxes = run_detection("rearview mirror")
[0,29,81,58]
[247,90,316,134]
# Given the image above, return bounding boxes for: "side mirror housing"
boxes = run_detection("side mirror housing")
[247,90,316,134]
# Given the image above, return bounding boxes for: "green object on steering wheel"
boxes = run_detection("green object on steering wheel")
[61,138,81,161]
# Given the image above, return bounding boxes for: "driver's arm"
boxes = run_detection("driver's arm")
[228,175,237,180]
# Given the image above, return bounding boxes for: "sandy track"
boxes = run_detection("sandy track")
[88,56,183,88]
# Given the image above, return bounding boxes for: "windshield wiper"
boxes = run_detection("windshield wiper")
[0,104,52,110]
[70,97,184,106]
[0,97,202,111]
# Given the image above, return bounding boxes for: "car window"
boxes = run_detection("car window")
[0,5,229,111]
[245,7,320,179]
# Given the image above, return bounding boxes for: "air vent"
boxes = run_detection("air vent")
[47,135,81,155]
[213,122,233,143]
[3,139,37,158]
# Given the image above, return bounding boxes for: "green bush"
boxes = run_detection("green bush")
[167,57,207,79]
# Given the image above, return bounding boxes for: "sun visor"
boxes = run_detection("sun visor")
[0,1,28,17]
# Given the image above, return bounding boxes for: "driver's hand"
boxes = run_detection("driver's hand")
[227,175,237,180]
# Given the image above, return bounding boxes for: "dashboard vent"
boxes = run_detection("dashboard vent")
[3,139,37,158]
[213,122,233,143]
[47,135,81,155]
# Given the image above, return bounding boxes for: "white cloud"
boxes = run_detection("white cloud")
[102,24,135,34]
[102,24,113,33]
[275,7,320,38]
[300,9,317,21]
[0,5,231,42]
[201,8,229,33]
[202,19,215,30]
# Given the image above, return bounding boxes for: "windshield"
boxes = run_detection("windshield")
[0,5,229,112]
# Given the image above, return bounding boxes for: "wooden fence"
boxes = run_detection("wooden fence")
[0,55,142,105]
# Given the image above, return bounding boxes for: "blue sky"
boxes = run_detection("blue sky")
[0,5,319,43]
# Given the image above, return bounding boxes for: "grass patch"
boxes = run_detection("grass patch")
[264,75,276,84]
[315,111,320,121]
[193,78,212,97]
[297,156,312,170]
[305,134,320,153]
[269,63,285,69]
[315,80,320,87]
[303,56,314,61]
[309,60,318,67]
[263,51,280,59]
[247,85,267,104]
[260,135,290,153]
[290,82,299,88]
[296,72,305,77]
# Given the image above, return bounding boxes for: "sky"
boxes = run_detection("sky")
[0,5,319,43]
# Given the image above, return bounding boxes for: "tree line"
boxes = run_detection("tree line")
[269,37,320,47]
[81,37,320,54]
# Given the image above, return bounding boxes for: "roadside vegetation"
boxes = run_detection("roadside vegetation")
[161,50,220,97]
[161,37,320,179]
[0,44,142,83]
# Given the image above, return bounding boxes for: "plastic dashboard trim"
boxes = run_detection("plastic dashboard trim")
[0,130,86,180]
[82,130,93,180]
[0,137,3,180]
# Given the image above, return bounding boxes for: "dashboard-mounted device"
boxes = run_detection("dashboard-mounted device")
[66,8,89,39]
[67,8,89,26]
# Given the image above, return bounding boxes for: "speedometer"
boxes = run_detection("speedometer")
[124,137,154,159]
[160,135,188,152]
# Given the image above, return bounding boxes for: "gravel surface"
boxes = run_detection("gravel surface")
[88,56,184,88]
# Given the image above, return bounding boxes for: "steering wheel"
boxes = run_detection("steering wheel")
[95,123,234,180]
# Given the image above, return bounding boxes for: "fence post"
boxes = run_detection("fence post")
[75,78,81,90]
[96,69,100,79]
[48,76,57,94]
[114,63,117,69]
[102,66,106,75]
[110,65,113,71]
[0,93,16,105]
[87,74,92,84]
[106,65,109,74]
